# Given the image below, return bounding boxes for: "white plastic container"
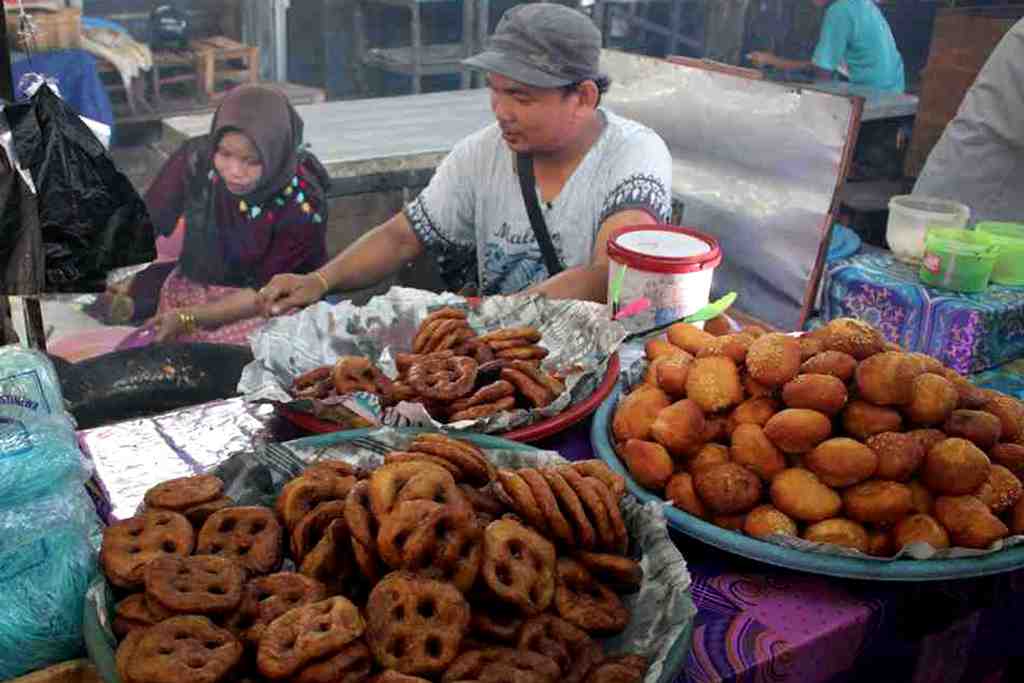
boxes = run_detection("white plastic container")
[887,195,970,262]
[607,225,722,334]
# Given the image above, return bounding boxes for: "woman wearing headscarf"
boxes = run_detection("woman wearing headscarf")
[139,84,329,344]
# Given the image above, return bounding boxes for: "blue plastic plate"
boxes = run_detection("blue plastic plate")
[592,384,1024,582]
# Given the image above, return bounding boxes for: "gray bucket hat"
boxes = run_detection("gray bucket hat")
[464,3,604,88]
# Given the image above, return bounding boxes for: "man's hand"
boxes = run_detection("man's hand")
[747,51,779,68]
[258,273,324,317]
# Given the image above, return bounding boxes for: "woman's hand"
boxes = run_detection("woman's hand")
[143,310,189,343]
[258,272,326,317]
[747,51,779,68]
[107,275,135,297]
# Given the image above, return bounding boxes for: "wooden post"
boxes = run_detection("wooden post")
[0,12,46,351]
[0,9,15,346]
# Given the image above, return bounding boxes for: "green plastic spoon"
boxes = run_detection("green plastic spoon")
[623,292,738,342]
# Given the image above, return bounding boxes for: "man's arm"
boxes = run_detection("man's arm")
[748,52,834,80]
[259,212,423,316]
[319,212,423,291]
[528,209,657,302]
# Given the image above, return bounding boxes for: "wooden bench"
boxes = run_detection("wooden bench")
[191,36,259,100]
[151,36,259,105]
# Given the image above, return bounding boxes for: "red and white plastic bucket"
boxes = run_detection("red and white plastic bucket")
[607,225,722,333]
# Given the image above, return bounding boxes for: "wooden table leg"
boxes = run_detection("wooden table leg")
[0,295,17,346]
[410,1,422,95]
[197,49,214,102]
[150,62,163,108]
[247,46,259,83]
[477,0,490,88]
[460,0,474,90]
[23,298,46,351]
[123,75,139,116]
[352,0,370,96]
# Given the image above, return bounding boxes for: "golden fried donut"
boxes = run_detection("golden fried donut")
[781,374,848,416]
[944,410,1003,451]
[905,373,959,425]
[685,356,744,413]
[804,437,878,488]
[666,322,715,355]
[769,468,842,523]
[842,400,903,440]
[743,504,797,538]
[620,439,674,491]
[728,397,781,434]
[934,495,1008,549]
[893,513,950,551]
[867,432,924,482]
[692,462,762,515]
[821,317,885,360]
[408,355,478,401]
[332,356,387,395]
[729,424,786,482]
[842,480,913,524]
[611,385,671,443]
[745,333,802,387]
[649,398,706,457]
[975,464,1023,514]
[800,350,857,382]
[921,438,991,495]
[763,409,832,454]
[665,472,707,519]
[855,352,925,406]
[803,519,869,553]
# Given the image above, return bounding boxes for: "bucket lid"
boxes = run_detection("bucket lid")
[608,225,722,274]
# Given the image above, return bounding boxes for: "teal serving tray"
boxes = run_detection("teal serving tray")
[86,428,693,683]
[591,384,1024,582]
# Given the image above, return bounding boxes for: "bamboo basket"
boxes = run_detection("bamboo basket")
[5,7,81,52]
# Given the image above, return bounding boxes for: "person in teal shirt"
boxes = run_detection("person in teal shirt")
[749,0,905,93]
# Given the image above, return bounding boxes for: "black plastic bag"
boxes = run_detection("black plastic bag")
[2,84,155,293]
[0,146,43,294]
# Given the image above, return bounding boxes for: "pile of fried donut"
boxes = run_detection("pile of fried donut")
[101,433,651,683]
[612,316,1024,555]
[290,307,568,423]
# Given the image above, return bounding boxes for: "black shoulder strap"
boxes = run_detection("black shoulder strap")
[516,152,564,276]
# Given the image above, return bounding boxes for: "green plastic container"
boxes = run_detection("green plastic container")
[918,228,1000,293]
[976,221,1024,286]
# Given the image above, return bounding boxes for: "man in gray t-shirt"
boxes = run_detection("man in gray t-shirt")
[260,3,671,314]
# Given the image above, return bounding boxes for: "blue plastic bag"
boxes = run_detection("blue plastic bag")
[0,529,99,679]
[0,347,101,678]
[0,347,88,505]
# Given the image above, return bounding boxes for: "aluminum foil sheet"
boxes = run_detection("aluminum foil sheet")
[85,427,695,683]
[619,352,1024,560]
[238,286,626,433]
[600,50,858,330]
[78,397,275,521]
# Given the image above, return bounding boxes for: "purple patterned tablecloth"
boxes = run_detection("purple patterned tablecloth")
[79,399,1024,683]
[821,247,1024,375]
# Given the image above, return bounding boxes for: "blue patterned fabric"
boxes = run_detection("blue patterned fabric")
[971,359,1024,400]
[821,247,1024,374]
